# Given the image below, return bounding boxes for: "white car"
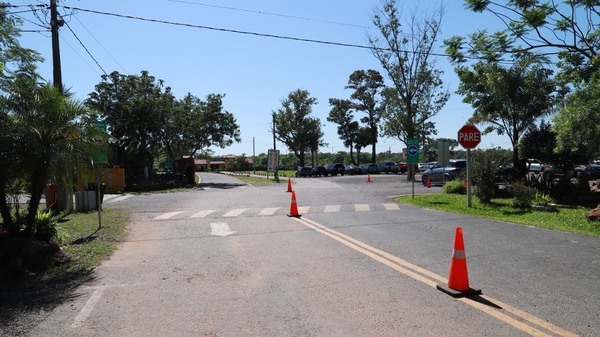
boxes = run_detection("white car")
[527,159,543,173]
[417,162,429,172]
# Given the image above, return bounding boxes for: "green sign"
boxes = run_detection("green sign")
[407,138,419,164]
[90,121,108,164]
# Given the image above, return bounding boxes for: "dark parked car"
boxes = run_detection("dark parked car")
[379,161,400,174]
[421,159,466,185]
[295,166,313,178]
[326,163,346,176]
[362,163,380,174]
[311,166,328,177]
[345,164,363,175]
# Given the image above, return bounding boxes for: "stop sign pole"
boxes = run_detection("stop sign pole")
[457,125,481,207]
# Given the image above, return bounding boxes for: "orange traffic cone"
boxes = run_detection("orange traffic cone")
[286,178,293,192]
[436,227,481,298]
[426,176,431,188]
[287,191,301,218]
[367,173,372,182]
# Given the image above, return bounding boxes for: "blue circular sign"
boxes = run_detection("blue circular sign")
[408,145,418,156]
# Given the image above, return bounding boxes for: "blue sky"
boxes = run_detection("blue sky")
[14,0,512,157]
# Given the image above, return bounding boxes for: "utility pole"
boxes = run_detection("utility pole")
[50,0,63,93]
[272,114,279,182]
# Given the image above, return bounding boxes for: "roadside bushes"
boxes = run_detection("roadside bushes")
[443,180,465,194]
[472,149,503,203]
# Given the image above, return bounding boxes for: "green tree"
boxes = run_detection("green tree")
[273,89,324,167]
[455,56,561,179]
[3,79,95,234]
[346,70,385,164]
[447,0,600,84]
[553,75,600,162]
[327,98,359,164]
[355,126,372,165]
[160,93,240,172]
[369,0,449,180]
[519,121,556,164]
[86,71,173,180]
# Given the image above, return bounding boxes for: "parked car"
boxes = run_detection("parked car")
[345,164,363,175]
[398,162,408,173]
[417,162,430,172]
[527,159,543,173]
[311,166,328,177]
[362,163,380,174]
[379,161,400,174]
[326,163,346,176]
[421,160,466,185]
[295,166,313,178]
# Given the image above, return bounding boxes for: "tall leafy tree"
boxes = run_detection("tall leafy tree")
[327,98,359,164]
[455,56,561,178]
[87,71,174,180]
[447,0,600,84]
[273,89,323,167]
[355,126,372,165]
[3,79,95,234]
[346,70,385,164]
[369,0,449,180]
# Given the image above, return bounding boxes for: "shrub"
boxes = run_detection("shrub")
[510,182,536,208]
[534,192,553,206]
[472,149,503,203]
[443,179,466,194]
[34,210,58,243]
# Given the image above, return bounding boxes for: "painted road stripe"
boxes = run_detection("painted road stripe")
[210,222,235,236]
[71,287,104,329]
[294,217,577,337]
[153,211,184,220]
[104,195,133,203]
[258,207,279,216]
[297,206,310,214]
[323,205,341,213]
[191,210,216,218]
[383,203,400,210]
[223,208,247,217]
[354,204,370,212]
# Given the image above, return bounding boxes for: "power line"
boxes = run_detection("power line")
[62,19,107,75]
[166,0,375,30]
[62,5,375,51]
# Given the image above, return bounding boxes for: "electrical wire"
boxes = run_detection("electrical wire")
[166,0,375,30]
[63,19,107,75]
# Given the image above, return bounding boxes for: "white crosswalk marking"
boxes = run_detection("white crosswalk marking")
[258,207,279,216]
[223,208,247,217]
[104,195,133,203]
[297,206,310,214]
[383,203,400,210]
[323,205,341,213]
[354,204,370,212]
[151,203,403,221]
[191,210,216,218]
[153,211,184,220]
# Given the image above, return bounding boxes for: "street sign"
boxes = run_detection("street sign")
[407,138,419,164]
[457,125,481,149]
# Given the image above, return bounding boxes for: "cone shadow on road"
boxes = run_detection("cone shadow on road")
[464,294,503,310]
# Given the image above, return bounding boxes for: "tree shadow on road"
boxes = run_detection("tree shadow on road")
[197,182,247,190]
[0,270,96,336]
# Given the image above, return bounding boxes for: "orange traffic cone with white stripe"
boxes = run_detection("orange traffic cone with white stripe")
[437,227,481,297]
[286,178,293,192]
[287,191,301,218]
[426,176,431,188]
[367,173,372,182]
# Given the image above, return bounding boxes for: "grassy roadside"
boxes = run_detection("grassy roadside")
[47,208,129,277]
[396,193,600,238]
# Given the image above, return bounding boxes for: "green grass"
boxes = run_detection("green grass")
[396,194,600,238]
[47,209,129,276]
[234,175,283,186]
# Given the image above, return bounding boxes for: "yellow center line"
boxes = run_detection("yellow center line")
[294,217,578,337]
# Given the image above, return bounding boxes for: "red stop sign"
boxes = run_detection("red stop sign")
[457,125,481,149]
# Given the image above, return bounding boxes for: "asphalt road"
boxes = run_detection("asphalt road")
[24,173,600,336]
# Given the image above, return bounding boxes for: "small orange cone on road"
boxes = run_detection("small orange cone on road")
[286,178,293,192]
[437,227,481,298]
[367,173,372,182]
[287,191,301,218]
[426,176,431,188]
